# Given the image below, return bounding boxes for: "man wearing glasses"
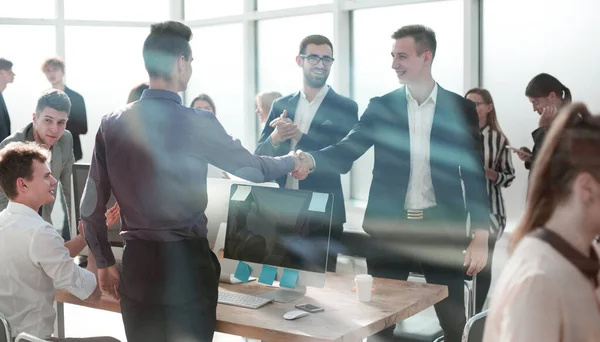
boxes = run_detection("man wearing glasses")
[255,34,358,272]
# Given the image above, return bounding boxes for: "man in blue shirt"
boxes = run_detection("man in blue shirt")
[81,21,307,342]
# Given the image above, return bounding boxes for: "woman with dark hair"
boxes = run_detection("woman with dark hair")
[127,83,149,104]
[517,73,572,171]
[190,93,216,116]
[483,103,600,341]
[465,88,515,313]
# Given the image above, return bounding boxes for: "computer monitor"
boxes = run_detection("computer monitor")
[205,177,278,249]
[73,164,279,260]
[72,163,124,260]
[220,184,334,302]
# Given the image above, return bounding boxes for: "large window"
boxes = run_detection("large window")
[257,13,334,98]
[350,0,465,200]
[186,24,246,145]
[483,0,600,229]
[185,0,244,20]
[257,0,332,11]
[0,25,56,133]
[64,26,149,162]
[64,0,169,21]
[0,0,55,19]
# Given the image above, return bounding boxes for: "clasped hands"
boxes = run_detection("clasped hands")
[270,110,302,145]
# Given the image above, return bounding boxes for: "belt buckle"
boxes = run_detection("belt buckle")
[406,209,424,220]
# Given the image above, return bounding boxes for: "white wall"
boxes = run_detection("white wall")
[482,0,600,230]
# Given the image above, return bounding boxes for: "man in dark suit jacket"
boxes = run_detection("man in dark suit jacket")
[42,57,88,161]
[255,35,358,272]
[294,26,490,342]
[0,58,15,142]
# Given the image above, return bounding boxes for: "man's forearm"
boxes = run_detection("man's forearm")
[64,235,86,258]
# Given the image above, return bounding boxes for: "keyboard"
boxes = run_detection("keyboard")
[218,290,273,309]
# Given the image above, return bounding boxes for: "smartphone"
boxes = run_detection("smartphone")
[505,145,532,156]
[295,303,324,313]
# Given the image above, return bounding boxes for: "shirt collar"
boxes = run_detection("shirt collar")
[406,82,438,105]
[300,85,330,103]
[6,201,42,218]
[481,124,490,133]
[140,89,183,105]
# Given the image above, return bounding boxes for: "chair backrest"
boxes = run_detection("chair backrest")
[14,332,47,342]
[0,312,11,342]
[462,310,488,342]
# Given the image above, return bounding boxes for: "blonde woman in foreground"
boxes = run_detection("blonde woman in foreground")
[483,103,600,342]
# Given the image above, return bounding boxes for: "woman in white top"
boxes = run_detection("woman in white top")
[483,103,600,342]
[465,88,515,313]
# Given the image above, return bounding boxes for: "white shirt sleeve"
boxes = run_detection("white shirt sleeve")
[29,225,97,300]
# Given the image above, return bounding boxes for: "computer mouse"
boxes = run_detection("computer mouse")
[283,310,310,320]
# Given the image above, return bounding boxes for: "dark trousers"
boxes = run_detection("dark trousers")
[471,232,497,313]
[366,211,468,342]
[119,237,221,342]
[327,223,344,272]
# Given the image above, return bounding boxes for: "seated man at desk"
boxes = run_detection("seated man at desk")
[0,142,119,342]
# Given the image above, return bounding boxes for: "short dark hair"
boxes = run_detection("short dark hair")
[190,93,216,114]
[127,82,149,103]
[0,142,49,199]
[298,35,333,55]
[143,21,193,81]
[41,57,65,73]
[35,89,72,116]
[0,58,13,71]
[525,73,572,104]
[391,25,437,60]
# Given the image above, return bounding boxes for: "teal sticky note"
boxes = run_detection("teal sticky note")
[258,265,277,286]
[308,192,328,213]
[280,268,299,289]
[233,261,252,283]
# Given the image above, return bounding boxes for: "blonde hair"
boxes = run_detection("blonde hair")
[511,103,600,250]
[256,91,282,112]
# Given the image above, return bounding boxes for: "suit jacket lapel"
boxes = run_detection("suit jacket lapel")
[307,87,335,134]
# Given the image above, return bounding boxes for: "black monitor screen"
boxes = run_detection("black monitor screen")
[72,163,124,247]
[224,184,333,273]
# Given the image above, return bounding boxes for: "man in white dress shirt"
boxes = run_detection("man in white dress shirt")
[255,35,358,271]
[294,25,490,342]
[0,142,118,341]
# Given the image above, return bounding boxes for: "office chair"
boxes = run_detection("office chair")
[461,310,488,342]
[0,311,11,342]
[14,332,48,342]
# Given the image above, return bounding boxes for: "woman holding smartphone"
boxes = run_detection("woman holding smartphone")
[517,73,572,172]
[484,102,600,341]
[465,88,515,313]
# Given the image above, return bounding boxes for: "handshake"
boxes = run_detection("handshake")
[289,150,314,180]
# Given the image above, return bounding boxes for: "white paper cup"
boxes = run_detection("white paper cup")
[354,274,373,302]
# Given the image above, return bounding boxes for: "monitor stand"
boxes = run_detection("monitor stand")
[259,285,307,303]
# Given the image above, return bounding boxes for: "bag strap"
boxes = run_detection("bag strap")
[531,228,599,286]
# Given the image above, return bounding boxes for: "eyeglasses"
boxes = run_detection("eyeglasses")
[299,54,335,66]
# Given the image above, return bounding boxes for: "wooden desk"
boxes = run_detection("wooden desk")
[56,273,447,341]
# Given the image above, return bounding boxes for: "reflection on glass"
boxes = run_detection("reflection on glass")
[350,1,464,200]
[257,0,332,11]
[0,0,55,19]
[185,0,244,20]
[257,14,334,97]
[65,26,149,162]
[64,0,169,21]
[0,25,56,132]
[186,24,245,145]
